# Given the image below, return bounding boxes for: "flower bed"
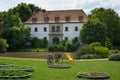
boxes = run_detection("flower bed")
[0,62,34,79]
[0,62,14,67]
[0,70,31,79]
[77,72,110,79]
[48,64,71,69]
[0,66,34,72]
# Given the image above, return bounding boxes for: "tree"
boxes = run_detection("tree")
[80,18,107,45]
[2,12,23,31]
[4,26,30,51]
[9,3,42,22]
[28,4,41,14]
[0,38,9,53]
[89,8,120,45]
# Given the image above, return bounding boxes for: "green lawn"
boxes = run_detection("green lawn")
[0,57,120,80]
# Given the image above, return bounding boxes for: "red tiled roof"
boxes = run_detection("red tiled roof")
[25,9,88,24]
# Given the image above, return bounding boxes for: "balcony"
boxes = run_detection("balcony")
[49,31,63,35]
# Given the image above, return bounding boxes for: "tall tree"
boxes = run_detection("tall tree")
[89,8,120,45]
[10,3,42,22]
[2,12,23,31]
[80,8,120,47]
[4,26,30,51]
[80,18,107,45]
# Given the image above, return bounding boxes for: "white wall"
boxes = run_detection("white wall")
[25,24,49,40]
[63,23,83,41]
[25,22,83,42]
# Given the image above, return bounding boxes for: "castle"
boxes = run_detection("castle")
[24,9,88,44]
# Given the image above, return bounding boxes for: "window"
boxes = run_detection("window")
[44,37,47,40]
[65,37,68,40]
[65,16,70,21]
[79,16,83,21]
[34,27,38,32]
[57,26,60,32]
[65,27,68,31]
[52,26,55,32]
[32,17,37,22]
[55,16,60,22]
[44,27,47,32]
[44,16,49,22]
[75,27,78,31]
[74,37,78,42]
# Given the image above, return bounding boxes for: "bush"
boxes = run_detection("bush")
[0,38,9,53]
[76,44,94,59]
[80,54,93,59]
[109,54,120,61]
[94,46,109,58]
[48,45,58,52]
[57,45,65,52]
[30,38,48,48]
[109,49,120,54]
[65,40,73,52]
[76,42,110,59]
[89,42,102,47]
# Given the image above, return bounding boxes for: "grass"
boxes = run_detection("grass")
[0,57,120,80]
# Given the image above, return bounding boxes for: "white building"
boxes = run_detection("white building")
[24,9,88,44]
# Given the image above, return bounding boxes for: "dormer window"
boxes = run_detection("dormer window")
[65,16,70,22]
[55,16,60,22]
[32,17,37,22]
[79,16,83,21]
[44,16,49,22]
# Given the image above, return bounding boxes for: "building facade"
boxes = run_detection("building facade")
[24,9,88,44]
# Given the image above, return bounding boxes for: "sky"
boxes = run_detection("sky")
[0,0,120,15]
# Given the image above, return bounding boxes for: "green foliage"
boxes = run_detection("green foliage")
[30,38,48,48]
[0,38,9,53]
[1,57,120,80]
[109,54,120,61]
[76,42,110,59]
[76,44,94,59]
[94,46,109,58]
[48,40,79,52]
[109,49,120,54]
[80,8,120,49]
[2,12,23,31]
[89,42,101,47]
[0,3,43,51]
[4,26,30,51]
[90,8,120,46]
[8,3,41,22]
[0,63,34,79]
[48,45,58,52]
[80,18,107,45]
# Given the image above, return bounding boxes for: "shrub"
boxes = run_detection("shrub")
[109,54,120,61]
[76,44,94,59]
[109,49,120,54]
[80,54,93,59]
[30,38,48,48]
[57,45,65,52]
[48,45,58,52]
[0,38,9,53]
[76,42,110,59]
[94,46,109,58]
[89,42,102,47]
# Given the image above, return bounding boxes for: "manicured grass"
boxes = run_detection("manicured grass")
[0,57,120,80]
